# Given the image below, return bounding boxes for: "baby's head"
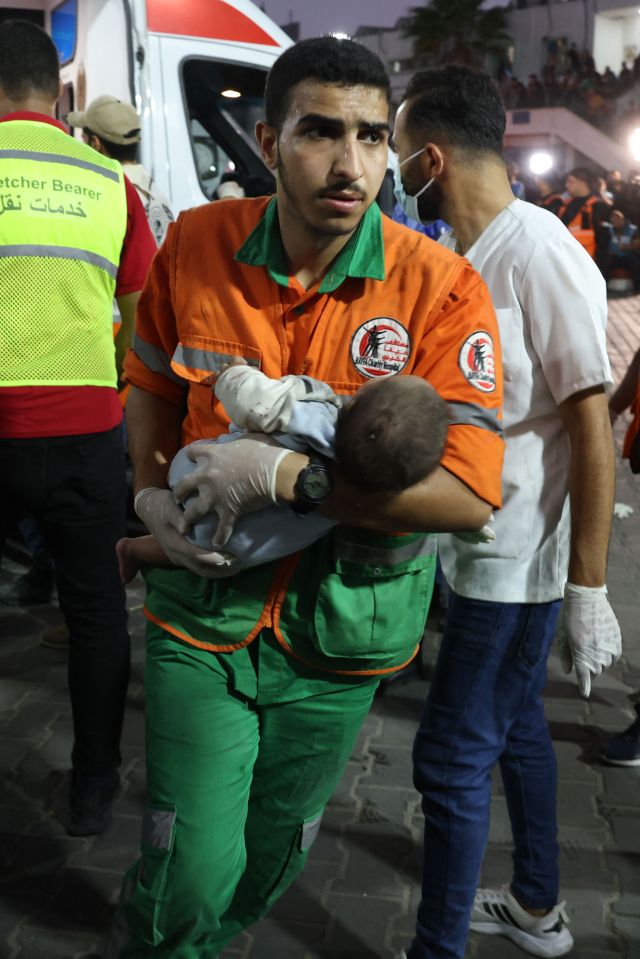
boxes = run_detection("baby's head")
[334,375,448,492]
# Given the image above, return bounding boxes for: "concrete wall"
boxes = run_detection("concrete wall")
[593,13,624,74]
[506,0,592,80]
[504,106,633,174]
[507,0,640,79]
[593,12,640,72]
[356,24,421,104]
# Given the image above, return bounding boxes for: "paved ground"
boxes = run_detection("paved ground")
[1,296,639,959]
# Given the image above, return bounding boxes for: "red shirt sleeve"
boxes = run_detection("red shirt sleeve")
[115,175,157,296]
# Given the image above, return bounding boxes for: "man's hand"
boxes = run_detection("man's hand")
[134,488,233,576]
[172,435,296,548]
[556,583,622,697]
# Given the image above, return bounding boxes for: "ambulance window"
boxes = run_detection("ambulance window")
[182,58,274,201]
[51,0,78,65]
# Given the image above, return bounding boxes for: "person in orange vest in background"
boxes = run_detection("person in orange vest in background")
[559,166,609,258]
[535,172,564,216]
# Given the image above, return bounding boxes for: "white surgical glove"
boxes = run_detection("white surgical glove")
[134,487,233,576]
[215,365,308,433]
[172,434,294,548]
[555,582,622,698]
[453,514,496,545]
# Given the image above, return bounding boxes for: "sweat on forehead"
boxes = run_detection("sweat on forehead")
[285,85,391,130]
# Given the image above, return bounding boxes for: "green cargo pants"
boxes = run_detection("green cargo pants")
[105,623,378,958]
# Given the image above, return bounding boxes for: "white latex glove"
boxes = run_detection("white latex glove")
[453,513,496,545]
[555,582,622,697]
[215,364,308,433]
[172,434,294,548]
[134,488,233,576]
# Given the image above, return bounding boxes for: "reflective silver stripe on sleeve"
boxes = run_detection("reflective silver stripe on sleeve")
[447,401,503,435]
[0,244,118,278]
[335,535,436,568]
[133,334,184,384]
[173,344,260,374]
[0,149,121,182]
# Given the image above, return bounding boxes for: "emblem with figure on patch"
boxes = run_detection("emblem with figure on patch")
[350,318,412,378]
[458,331,496,393]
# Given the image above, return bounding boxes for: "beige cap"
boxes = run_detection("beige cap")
[217,180,245,199]
[67,95,141,145]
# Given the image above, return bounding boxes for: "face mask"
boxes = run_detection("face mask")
[389,146,435,223]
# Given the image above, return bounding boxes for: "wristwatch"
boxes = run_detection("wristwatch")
[291,454,333,514]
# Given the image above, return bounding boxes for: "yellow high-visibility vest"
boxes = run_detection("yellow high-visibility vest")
[0,119,127,388]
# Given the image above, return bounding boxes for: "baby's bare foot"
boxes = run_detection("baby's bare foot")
[116,538,140,584]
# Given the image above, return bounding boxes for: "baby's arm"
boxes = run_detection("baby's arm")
[215,365,312,433]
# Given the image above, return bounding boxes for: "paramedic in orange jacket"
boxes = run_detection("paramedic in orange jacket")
[105,38,504,959]
[560,167,609,258]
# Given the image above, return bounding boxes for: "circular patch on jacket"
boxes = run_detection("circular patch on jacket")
[350,318,411,378]
[458,331,496,393]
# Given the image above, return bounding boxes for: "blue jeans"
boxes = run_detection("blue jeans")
[408,592,562,959]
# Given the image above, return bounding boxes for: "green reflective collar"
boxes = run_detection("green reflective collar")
[234,196,385,293]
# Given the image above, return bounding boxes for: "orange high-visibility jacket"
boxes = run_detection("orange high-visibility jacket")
[124,197,504,665]
[560,195,600,257]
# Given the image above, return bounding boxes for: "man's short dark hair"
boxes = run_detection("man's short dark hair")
[264,36,391,131]
[402,65,505,159]
[84,129,139,163]
[568,167,593,189]
[0,19,59,102]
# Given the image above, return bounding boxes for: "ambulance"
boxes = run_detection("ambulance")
[1,0,292,212]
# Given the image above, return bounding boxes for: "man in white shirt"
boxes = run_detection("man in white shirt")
[392,65,622,959]
[68,95,174,246]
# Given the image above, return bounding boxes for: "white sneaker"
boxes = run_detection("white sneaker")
[470,885,574,957]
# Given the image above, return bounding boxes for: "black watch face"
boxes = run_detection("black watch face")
[304,470,331,500]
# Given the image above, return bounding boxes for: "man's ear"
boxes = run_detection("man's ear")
[255,120,278,172]
[422,142,445,179]
[90,135,105,155]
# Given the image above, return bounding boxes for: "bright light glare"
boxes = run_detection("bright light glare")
[529,151,553,175]
[330,32,351,40]
[630,128,640,160]
[221,89,241,99]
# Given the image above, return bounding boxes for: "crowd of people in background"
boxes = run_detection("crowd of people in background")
[498,40,640,142]
[516,165,640,293]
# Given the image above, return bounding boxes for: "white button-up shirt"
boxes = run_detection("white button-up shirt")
[439,199,612,603]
